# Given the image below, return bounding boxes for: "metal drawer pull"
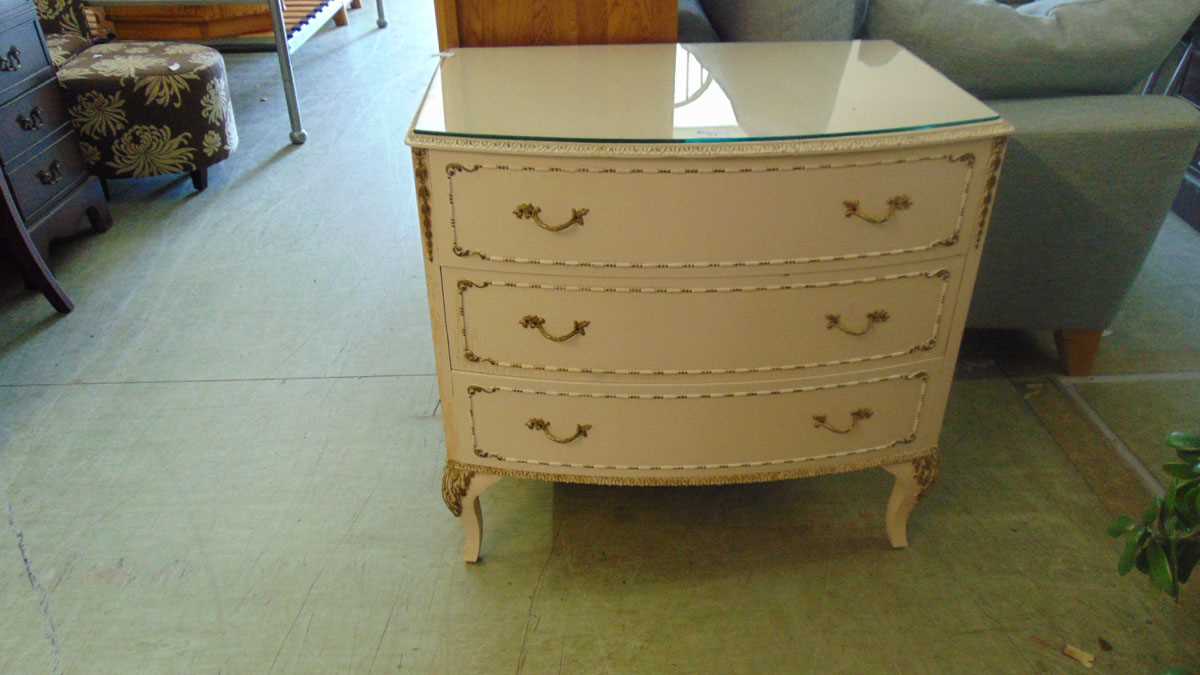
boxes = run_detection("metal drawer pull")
[0,46,20,72]
[35,159,64,186]
[17,105,42,131]
[813,408,874,434]
[519,314,590,342]
[826,309,889,336]
[843,195,912,224]
[526,418,591,444]
[513,203,589,232]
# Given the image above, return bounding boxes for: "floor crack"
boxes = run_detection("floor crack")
[5,494,63,675]
[514,519,561,675]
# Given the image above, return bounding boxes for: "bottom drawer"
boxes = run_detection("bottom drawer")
[8,130,88,220]
[451,365,941,472]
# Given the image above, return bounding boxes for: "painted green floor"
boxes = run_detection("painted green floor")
[1076,380,1200,488]
[2,2,1199,672]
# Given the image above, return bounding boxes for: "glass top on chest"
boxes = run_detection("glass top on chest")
[411,41,1000,145]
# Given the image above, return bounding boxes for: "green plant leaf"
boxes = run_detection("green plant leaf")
[1108,515,1136,538]
[1147,540,1178,598]
[1167,431,1200,452]
[1162,463,1200,480]
[1119,530,1143,575]
[1160,668,1193,675]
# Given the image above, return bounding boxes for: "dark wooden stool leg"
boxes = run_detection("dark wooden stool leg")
[190,167,208,192]
[99,178,111,201]
[1054,329,1103,376]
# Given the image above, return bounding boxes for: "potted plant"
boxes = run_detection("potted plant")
[1108,432,1200,599]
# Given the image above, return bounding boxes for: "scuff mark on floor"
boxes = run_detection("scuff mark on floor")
[5,493,63,675]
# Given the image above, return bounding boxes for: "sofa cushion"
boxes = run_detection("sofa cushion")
[867,0,1200,99]
[679,0,720,43]
[699,0,869,42]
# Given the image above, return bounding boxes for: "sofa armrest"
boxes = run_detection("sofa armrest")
[967,95,1200,330]
[679,0,720,43]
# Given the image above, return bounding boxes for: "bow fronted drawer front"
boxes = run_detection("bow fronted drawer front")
[7,130,87,220]
[434,146,982,270]
[452,366,938,471]
[445,261,962,379]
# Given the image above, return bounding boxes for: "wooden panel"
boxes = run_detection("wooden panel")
[435,0,676,50]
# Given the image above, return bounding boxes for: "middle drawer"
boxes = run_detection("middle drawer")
[444,260,963,378]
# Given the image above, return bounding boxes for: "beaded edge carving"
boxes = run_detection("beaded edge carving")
[464,371,930,471]
[442,153,976,269]
[453,269,953,376]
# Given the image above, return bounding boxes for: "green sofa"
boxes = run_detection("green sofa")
[679,0,1200,375]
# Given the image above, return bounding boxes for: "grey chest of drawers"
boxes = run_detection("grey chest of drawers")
[0,0,111,313]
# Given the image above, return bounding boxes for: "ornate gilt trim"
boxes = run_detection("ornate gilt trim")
[913,451,941,500]
[406,120,1013,158]
[441,462,475,517]
[411,149,434,261]
[465,371,930,470]
[975,137,1008,249]
[454,269,953,376]
[444,446,938,488]
[445,153,978,269]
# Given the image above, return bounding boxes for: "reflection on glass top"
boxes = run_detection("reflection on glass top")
[411,41,1000,144]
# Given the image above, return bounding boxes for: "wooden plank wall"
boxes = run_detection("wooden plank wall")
[434,0,677,50]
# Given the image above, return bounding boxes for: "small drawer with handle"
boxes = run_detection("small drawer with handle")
[445,261,961,378]
[433,142,985,270]
[452,367,935,470]
[0,20,50,100]
[8,130,87,220]
[0,76,69,165]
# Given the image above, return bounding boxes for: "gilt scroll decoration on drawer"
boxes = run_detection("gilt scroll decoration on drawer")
[442,153,976,268]
[454,269,952,376]
[464,371,930,471]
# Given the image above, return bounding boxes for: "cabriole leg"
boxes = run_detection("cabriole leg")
[882,452,940,548]
[442,463,500,563]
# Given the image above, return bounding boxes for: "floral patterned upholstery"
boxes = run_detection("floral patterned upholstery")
[36,0,90,38]
[45,31,90,68]
[56,42,238,180]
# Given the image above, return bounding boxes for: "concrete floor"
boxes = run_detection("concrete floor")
[2,3,1199,672]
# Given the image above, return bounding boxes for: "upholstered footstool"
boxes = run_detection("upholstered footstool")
[56,42,238,191]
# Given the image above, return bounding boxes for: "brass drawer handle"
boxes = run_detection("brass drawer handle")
[843,195,912,224]
[526,418,591,444]
[513,203,589,232]
[0,46,20,72]
[519,314,590,342]
[35,159,64,186]
[17,105,42,131]
[826,309,889,336]
[813,408,873,434]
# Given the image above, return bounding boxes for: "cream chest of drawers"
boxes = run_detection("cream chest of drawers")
[407,41,1012,562]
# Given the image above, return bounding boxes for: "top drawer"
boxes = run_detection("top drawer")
[0,19,50,102]
[431,143,985,270]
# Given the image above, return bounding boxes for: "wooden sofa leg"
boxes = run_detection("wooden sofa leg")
[1054,329,1103,376]
[190,167,208,192]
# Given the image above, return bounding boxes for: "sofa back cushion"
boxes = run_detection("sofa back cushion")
[699,0,869,42]
[867,0,1199,99]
